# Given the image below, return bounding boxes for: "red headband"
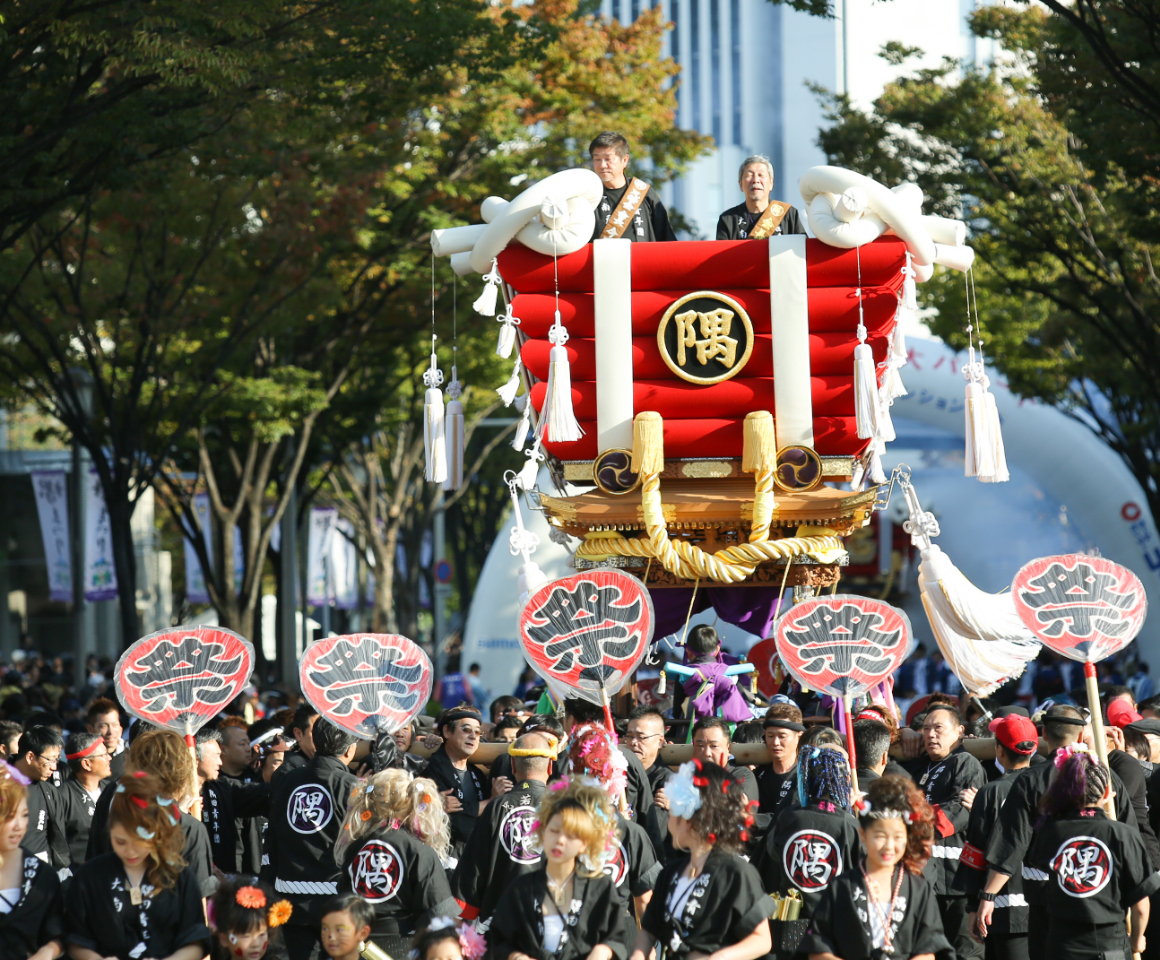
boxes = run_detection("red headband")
[66,740,102,761]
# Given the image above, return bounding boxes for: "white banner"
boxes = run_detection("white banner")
[184,492,212,604]
[31,471,72,603]
[306,507,338,606]
[83,469,118,601]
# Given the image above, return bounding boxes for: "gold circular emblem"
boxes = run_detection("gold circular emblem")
[592,449,641,496]
[657,291,754,385]
[773,445,823,492]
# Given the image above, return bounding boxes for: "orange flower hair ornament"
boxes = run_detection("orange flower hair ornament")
[268,900,293,928]
[236,886,267,909]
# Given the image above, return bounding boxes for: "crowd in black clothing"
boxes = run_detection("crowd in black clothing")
[0,677,1159,960]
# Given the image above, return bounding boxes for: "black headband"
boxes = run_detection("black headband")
[763,717,806,733]
[1043,714,1086,727]
[441,709,480,729]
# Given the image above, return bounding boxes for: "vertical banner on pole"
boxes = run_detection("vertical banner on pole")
[31,471,72,602]
[83,470,118,601]
[184,492,212,604]
[332,518,358,610]
[306,507,338,606]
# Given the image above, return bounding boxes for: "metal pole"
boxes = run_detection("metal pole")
[277,483,299,686]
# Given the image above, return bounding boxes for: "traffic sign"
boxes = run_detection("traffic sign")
[434,558,452,584]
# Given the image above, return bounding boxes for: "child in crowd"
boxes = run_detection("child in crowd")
[320,895,375,960]
[66,771,211,960]
[411,917,487,960]
[801,774,952,960]
[209,877,293,960]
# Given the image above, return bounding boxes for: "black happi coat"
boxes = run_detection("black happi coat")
[642,849,770,959]
[591,182,677,243]
[800,867,954,960]
[0,849,65,959]
[605,813,661,919]
[219,769,270,874]
[60,777,108,867]
[952,767,1029,934]
[264,753,359,924]
[452,779,547,923]
[87,780,216,896]
[423,746,491,858]
[910,747,987,894]
[755,763,799,817]
[986,751,1137,908]
[754,802,863,917]
[1027,808,1160,960]
[1108,749,1160,868]
[65,856,211,960]
[339,826,459,947]
[490,867,633,960]
[23,779,70,869]
[715,202,807,240]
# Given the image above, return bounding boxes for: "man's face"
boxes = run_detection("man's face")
[0,737,17,760]
[922,709,963,761]
[494,725,519,744]
[198,740,223,781]
[24,745,60,782]
[764,725,801,768]
[83,745,112,781]
[692,727,730,767]
[591,147,629,186]
[89,710,122,753]
[1146,733,1160,763]
[740,163,772,202]
[222,727,251,770]
[444,719,481,759]
[295,715,318,759]
[391,724,413,754]
[625,717,666,768]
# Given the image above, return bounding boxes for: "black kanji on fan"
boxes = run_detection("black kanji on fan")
[123,636,245,713]
[782,602,905,686]
[306,636,426,716]
[1017,560,1138,641]
[525,580,642,681]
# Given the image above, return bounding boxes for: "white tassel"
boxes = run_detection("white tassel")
[868,443,887,484]
[539,312,584,443]
[473,259,502,316]
[854,341,881,440]
[980,384,1009,483]
[964,380,994,478]
[518,440,544,491]
[876,381,897,443]
[422,346,447,483]
[903,253,918,311]
[497,359,522,406]
[511,395,532,451]
[496,302,521,359]
[442,369,464,492]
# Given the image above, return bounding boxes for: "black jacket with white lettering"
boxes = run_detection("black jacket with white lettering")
[338,825,459,947]
[908,746,988,894]
[263,753,359,923]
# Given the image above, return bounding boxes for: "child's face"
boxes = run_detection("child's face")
[859,819,908,869]
[426,936,464,960]
[109,822,153,870]
[218,925,269,960]
[320,911,369,958]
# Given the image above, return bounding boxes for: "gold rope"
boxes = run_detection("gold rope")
[679,579,701,646]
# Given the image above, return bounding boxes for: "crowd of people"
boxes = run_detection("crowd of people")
[0,638,1158,960]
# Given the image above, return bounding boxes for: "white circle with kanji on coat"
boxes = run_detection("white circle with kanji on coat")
[349,839,404,902]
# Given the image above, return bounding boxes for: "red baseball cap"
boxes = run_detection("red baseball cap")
[988,714,1039,755]
[1107,699,1143,728]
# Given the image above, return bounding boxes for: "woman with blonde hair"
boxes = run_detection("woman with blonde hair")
[84,727,215,895]
[0,764,66,960]
[66,771,211,960]
[490,779,632,960]
[335,768,459,958]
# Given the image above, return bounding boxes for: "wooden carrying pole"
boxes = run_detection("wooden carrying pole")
[1084,662,1116,821]
[844,694,860,798]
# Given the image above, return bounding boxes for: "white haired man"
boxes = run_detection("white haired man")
[716,155,806,240]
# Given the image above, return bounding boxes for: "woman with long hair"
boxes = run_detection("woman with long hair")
[755,746,862,926]
[568,723,660,924]
[66,771,211,960]
[0,763,65,960]
[1026,747,1159,960]
[490,779,632,960]
[335,768,460,958]
[630,760,771,960]
[802,774,951,960]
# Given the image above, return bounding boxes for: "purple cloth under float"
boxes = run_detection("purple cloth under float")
[650,586,788,641]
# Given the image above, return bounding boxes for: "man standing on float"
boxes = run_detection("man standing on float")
[715,155,807,240]
[589,131,677,242]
